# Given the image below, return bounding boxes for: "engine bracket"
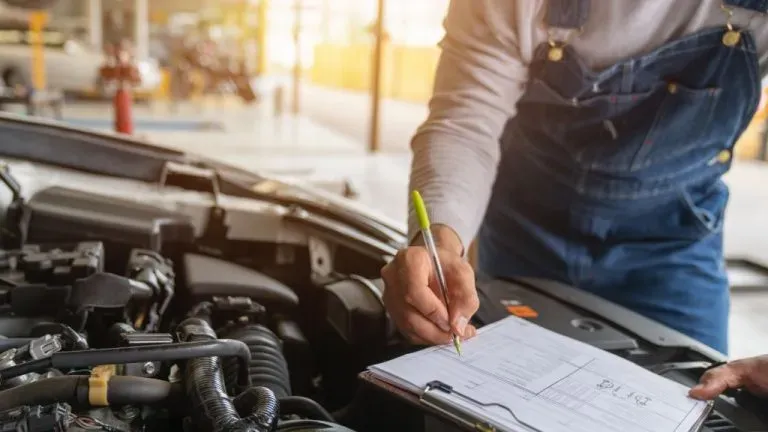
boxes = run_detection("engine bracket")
[308,236,333,280]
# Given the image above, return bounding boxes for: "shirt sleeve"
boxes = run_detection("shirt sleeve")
[408,0,531,250]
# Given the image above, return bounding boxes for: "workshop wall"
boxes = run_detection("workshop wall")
[311,43,439,103]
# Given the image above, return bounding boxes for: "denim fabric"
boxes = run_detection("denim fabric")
[478,0,763,354]
[723,0,768,12]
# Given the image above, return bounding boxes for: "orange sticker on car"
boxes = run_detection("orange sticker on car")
[506,305,539,318]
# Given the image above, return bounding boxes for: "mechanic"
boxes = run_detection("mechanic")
[690,354,768,400]
[381,0,768,354]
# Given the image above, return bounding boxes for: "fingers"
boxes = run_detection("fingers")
[382,244,479,347]
[690,356,768,400]
[442,256,479,337]
[464,324,478,339]
[397,305,453,345]
[689,362,748,400]
[402,277,452,333]
[382,247,451,345]
[397,248,451,330]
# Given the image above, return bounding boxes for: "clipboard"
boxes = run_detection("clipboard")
[359,370,715,432]
[359,370,540,432]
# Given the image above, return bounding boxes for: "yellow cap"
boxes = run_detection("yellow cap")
[411,190,431,230]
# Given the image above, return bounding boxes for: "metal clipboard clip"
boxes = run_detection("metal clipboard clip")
[419,381,542,432]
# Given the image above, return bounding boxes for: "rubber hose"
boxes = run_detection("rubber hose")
[0,338,34,351]
[0,376,83,411]
[0,376,180,411]
[179,318,279,432]
[107,376,181,406]
[221,325,291,398]
[277,397,335,423]
[0,339,251,386]
[233,387,280,429]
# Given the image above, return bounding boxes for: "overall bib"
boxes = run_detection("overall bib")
[477,0,763,354]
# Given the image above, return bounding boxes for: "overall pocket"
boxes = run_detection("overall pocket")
[518,78,655,166]
[678,180,729,239]
[519,79,722,174]
[630,83,722,171]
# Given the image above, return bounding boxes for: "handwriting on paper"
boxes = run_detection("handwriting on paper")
[596,379,652,407]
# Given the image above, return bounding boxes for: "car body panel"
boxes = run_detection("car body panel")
[0,112,407,255]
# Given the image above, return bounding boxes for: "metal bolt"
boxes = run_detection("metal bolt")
[142,362,156,376]
[117,405,140,421]
[0,349,16,366]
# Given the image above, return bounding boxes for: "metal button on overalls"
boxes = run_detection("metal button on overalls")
[717,150,732,164]
[477,0,762,355]
[667,82,679,94]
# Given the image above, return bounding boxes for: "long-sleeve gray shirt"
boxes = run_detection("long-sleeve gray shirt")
[409,0,768,249]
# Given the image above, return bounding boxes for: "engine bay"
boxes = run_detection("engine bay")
[0,158,764,432]
[0,238,369,432]
[0,161,392,432]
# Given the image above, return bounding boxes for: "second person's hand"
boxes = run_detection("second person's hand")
[689,355,768,400]
[381,224,479,345]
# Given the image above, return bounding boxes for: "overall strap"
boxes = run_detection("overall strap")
[546,0,591,29]
[723,0,768,13]
[721,0,768,47]
[544,0,591,61]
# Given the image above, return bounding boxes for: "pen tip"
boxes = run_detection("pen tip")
[454,338,462,356]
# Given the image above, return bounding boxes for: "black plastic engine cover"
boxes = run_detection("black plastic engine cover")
[183,253,299,311]
[26,186,195,252]
[474,277,640,351]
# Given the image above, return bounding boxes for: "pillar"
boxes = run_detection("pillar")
[368,0,386,152]
[29,11,48,91]
[87,0,102,52]
[321,0,330,41]
[134,0,149,60]
[256,0,269,75]
[292,0,302,114]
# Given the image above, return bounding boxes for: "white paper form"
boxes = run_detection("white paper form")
[370,316,711,432]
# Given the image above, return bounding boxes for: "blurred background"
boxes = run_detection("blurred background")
[0,0,456,222]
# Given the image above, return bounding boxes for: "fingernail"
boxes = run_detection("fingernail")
[455,316,468,336]
[467,326,477,338]
[438,320,451,332]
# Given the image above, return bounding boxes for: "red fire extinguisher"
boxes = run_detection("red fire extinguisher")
[99,40,142,135]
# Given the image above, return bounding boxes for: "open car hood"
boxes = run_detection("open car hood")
[0,113,407,249]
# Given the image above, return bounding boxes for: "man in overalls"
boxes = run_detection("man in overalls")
[381,0,768,355]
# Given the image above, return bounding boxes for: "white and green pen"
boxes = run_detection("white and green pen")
[411,190,462,356]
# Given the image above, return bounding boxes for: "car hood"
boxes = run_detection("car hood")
[202,157,408,245]
[0,113,407,248]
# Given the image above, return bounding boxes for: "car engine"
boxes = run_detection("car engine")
[0,238,370,432]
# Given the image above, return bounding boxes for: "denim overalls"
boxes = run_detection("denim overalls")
[477,0,763,354]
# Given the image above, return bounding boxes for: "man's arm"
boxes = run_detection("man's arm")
[408,0,531,251]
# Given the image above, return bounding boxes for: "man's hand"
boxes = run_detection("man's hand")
[689,355,768,400]
[381,225,479,345]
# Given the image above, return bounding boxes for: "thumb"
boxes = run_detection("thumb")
[443,260,479,337]
[689,363,748,400]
